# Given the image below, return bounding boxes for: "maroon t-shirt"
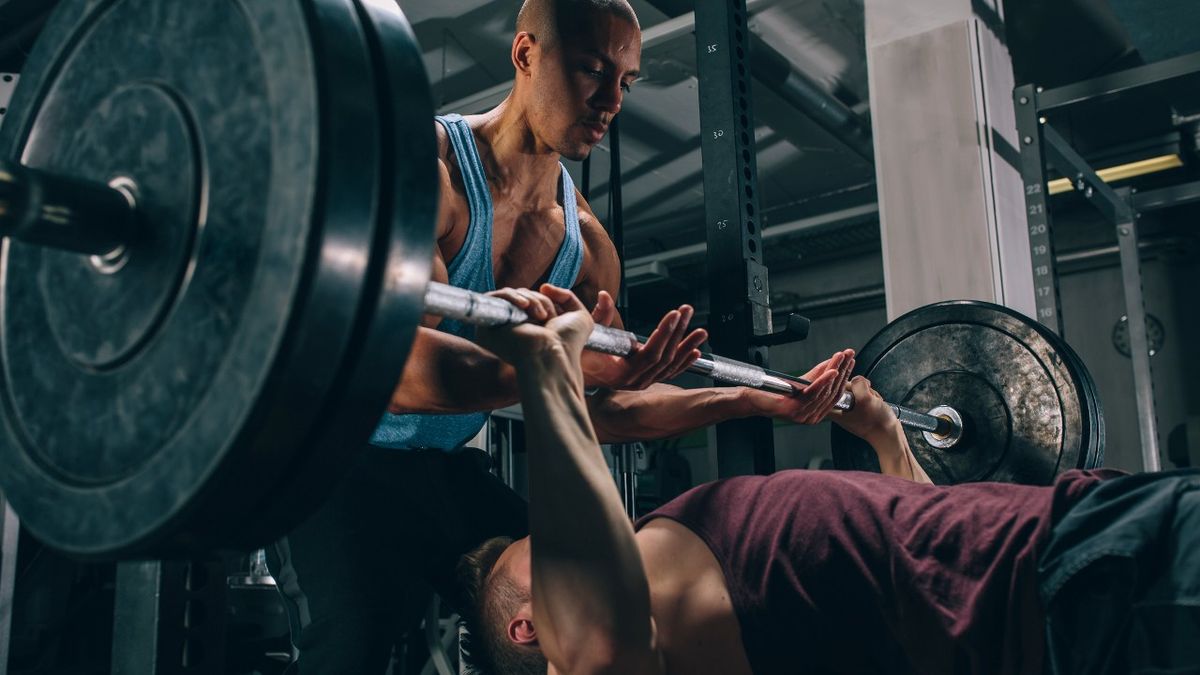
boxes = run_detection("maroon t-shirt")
[634,469,1119,675]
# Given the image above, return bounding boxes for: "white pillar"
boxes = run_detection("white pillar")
[865,0,1035,319]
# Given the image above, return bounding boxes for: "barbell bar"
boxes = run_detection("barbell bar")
[425,281,961,440]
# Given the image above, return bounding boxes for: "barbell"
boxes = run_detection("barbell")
[0,0,1103,559]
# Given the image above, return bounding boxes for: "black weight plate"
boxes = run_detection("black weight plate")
[0,0,435,556]
[831,301,1104,485]
[233,0,439,546]
[1058,330,1105,469]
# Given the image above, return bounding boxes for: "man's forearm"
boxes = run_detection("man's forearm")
[587,383,759,443]
[870,423,933,484]
[517,346,656,671]
[387,327,520,414]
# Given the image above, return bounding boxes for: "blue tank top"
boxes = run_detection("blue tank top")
[370,114,585,450]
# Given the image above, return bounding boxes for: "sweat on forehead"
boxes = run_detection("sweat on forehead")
[516,0,640,49]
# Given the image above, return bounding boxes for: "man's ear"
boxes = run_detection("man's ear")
[507,616,538,646]
[512,32,537,76]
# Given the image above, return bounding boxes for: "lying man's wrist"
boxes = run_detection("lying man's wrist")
[867,420,909,459]
[512,335,563,363]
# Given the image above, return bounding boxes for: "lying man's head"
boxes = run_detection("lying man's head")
[512,0,642,160]
[458,536,543,674]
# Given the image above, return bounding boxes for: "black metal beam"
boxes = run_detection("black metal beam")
[1042,123,1136,224]
[1014,84,1065,334]
[1036,50,1200,112]
[1112,187,1162,471]
[608,115,627,308]
[1015,53,1200,346]
[695,0,774,477]
[1132,179,1200,213]
[111,560,228,675]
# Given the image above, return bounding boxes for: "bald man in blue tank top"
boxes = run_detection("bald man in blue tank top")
[461,286,1200,675]
[267,1,858,672]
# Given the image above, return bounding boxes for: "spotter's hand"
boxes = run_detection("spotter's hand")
[582,290,708,390]
[745,350,856,425]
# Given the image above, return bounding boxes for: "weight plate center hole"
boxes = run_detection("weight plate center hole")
[87,175,139,274]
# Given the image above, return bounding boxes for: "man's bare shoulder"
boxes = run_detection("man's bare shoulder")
[573,194,618,256]
[571,193,621,295]
[434,121,467,240]
[434,121,459,191]
[436,113,490,148]
[432,117,451,157]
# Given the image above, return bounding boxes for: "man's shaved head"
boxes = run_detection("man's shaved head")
[509,0,641,160]
[516,0,640,52]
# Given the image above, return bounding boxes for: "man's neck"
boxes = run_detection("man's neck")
[473,97,563,208]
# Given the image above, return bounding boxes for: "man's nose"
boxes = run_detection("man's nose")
[590,77,623,114]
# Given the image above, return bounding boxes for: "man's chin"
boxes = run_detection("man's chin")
[560,143,593,162]
[566,138,604,159]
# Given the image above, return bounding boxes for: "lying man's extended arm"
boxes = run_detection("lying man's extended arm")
[830,376,933,484]
[477,286,663,675]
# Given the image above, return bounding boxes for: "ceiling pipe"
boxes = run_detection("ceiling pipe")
[625,202,880,268]
[746,34,874,163]
[640,0,874,163]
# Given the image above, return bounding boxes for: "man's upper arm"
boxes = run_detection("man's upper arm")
[427,121,462,328]
[572,193,625,328]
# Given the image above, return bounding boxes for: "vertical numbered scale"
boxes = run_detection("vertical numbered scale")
[694,0,775,476]
[1013,84,1064,335]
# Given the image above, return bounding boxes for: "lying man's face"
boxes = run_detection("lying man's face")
[459,536,547,673]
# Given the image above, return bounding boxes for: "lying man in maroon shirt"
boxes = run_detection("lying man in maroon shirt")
[457,284,1200,675]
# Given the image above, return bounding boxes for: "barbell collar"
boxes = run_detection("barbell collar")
[0,161,137,257]
[894,404,958,437]
[921,405,965,448]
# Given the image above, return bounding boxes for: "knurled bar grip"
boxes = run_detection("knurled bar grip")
[423,282,530,326]
[424,282,959,439]
[890,405,946,435]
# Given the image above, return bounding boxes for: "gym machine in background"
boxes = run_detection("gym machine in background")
[694,0,810,478]
[1015,50,1200,472]
[605,114,643,519]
